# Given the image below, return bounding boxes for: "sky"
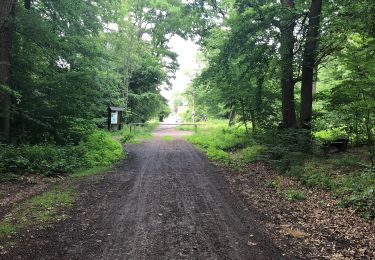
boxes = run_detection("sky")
[161,36,201,102]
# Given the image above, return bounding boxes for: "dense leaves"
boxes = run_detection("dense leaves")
[1,0,192,144]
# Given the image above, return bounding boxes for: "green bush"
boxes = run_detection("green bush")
[82,131,124,166]
[284,189,306,201]
[120,122,158,143]
[0,131,124,179]
[121,132,135,143]
[314,128,347,140]
[186,125,248,151]
[341,187,375,219]
[238,145,266,162]
[206,147,230,163]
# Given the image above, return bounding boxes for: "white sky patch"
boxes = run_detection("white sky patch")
[161,36,201,102]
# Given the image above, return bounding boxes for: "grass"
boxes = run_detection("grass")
[71,165,111,178]
[119,122,159,144]
[284,189,306,201]
[286,156,374,217]
[207,147,230,163]
[0,187,77,238]
[162,135,174,141]
[184,119,375,219]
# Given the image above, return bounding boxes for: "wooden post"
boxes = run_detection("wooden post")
[108,108,111,131]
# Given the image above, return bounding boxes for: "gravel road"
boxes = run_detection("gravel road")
[2,126,287,260]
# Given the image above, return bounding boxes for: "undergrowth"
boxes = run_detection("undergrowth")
[185,120,375,219]
[0,124,159,240]
[0,130,124,181]
[120,122,158,143]
[0,187,77,238]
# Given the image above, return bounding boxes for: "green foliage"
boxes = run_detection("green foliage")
[314,128,347,140]
[284,189,306,202]
[238,145,265,162]
[0,145,85,176]
[0,131,123,179]
[2,0,189,144]
[340,186,374,219]
[186,120,375,219]
[0,223,16,237]
[269,177,282,190]
[186,122,248,151]
[82,131,124,166]
[287,158,374,218]
[162,136,174,141]
[70,166,110,178]
[120,123,158,143]
[207,147,230,163]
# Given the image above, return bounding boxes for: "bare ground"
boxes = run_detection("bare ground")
[223,162,375,259]
[0,127,288,259]
[0,176,59,219]
[1,126,373,259]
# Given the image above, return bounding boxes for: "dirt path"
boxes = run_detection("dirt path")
[1,127,286,259]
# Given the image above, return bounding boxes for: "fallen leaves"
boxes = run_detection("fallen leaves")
[279,226,307,238]
[221,161,375,259]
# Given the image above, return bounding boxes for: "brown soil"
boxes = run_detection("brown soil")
[0,127,287,259]
[0,176,59,219]
[222,162,375,259]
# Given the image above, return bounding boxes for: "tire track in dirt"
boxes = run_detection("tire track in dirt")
[0,127,287,260]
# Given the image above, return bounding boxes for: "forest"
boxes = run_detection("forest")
[178,0,375,219]
[0,0,374,217]
[0,1,374,258]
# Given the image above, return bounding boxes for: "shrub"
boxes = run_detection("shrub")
[206,147,230,163]
[341,187,375,219]
[238,145,266,162]
[121,132,135,143]
[284,189,306,201]
[82,131,124,166]
[0,131,124,179]
[314,128,346,140]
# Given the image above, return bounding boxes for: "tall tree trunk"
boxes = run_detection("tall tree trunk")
[24,0,31,10]
[240,99,249,135]
[228,105,235,127]
[250,109,256,133]
[0,0,16,141]
[280,0,297,128]
[300,0,323,129]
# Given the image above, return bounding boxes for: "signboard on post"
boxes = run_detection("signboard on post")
[108,106,125,131]
[111,112,118,124]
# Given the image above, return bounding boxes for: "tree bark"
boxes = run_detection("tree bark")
[24,0,31,10]
[280,0,297,128]
[228,105,235,127]
[240,99,249,135]
[0,0,16,141]
[300,0,323,129]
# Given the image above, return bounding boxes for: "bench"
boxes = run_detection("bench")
[321,137,349,154]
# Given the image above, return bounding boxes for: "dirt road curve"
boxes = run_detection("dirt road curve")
[4,126,287,260]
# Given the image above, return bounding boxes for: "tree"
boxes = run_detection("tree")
[279,0,297,128]
[300,0,323,129]
[0,0,16,141]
